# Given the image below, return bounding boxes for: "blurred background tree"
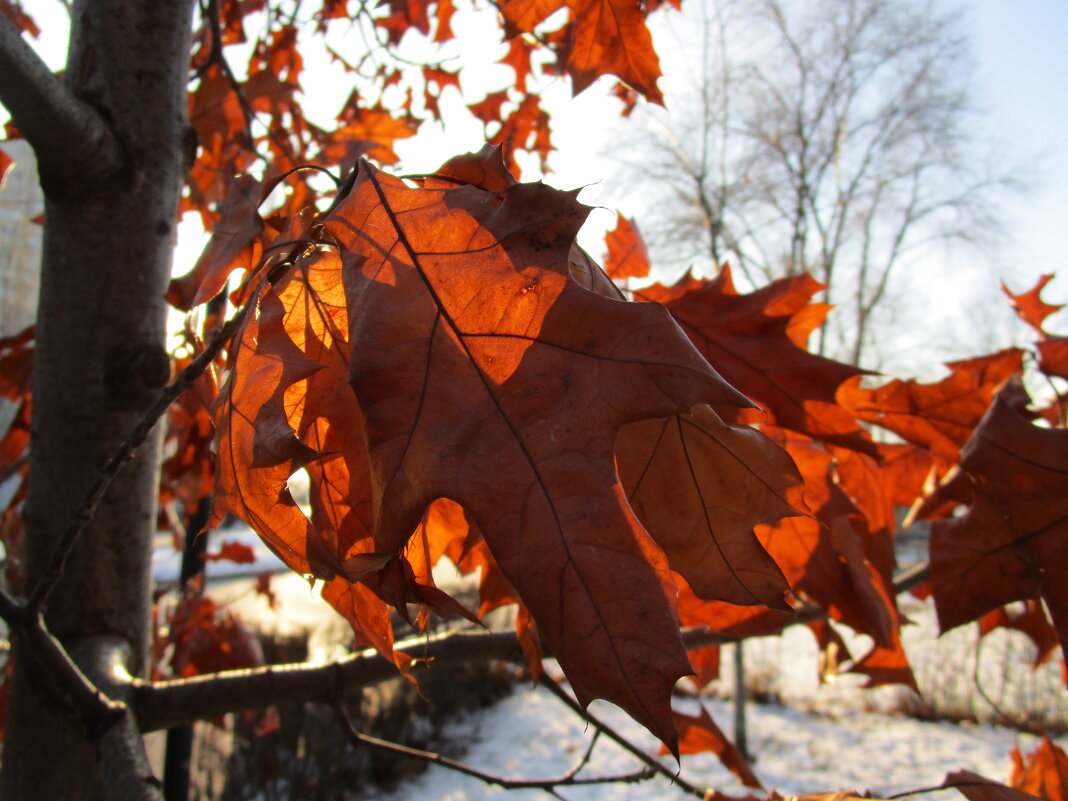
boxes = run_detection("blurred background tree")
[609,0,1025,367]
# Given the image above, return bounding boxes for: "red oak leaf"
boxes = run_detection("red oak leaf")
[658,703,762,788]
[638,267,875,455]
[838,348,1024,463]
[321,159,753,750]
[979,600,1058,669]
[202,540,257,565]
[1011,737,1068,801]
[616,405,798,608]
[1003,274,1063,336]
[930,381,1068,656]
[604,214,651,280]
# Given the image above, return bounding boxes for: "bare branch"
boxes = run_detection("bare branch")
[74,638,164,801]
[135,562,931,731]
[335,705,657,793]
[0,14,123,187]
[539,675,708,798]
[134,628,526,731]
[0,587,126,731]
[95,709,165,801]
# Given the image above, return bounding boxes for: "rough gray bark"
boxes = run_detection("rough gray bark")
[0,2,196,798]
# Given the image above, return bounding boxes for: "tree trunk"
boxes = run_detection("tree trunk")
[1,1,195,798]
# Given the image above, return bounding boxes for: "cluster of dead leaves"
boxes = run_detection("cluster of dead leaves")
[176,0,675,220]
[160,146,1068,773]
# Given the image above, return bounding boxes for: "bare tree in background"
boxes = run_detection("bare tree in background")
[615,0,1021,366]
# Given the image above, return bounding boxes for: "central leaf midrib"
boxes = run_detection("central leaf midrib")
[363,169,638,684]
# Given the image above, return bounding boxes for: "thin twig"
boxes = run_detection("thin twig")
[539,674,709,799]
[334,704,656,793]
[971,632,1038,734]
[26,308,250,616]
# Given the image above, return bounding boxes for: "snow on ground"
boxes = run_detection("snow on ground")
[168,525,1068,800]
[355,684,1052,801]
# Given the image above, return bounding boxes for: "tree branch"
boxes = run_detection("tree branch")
[0,586,126,731]
[134,628,526,732]
[75,637,164,801]
[0,14,123,186]
[134,562,933,731]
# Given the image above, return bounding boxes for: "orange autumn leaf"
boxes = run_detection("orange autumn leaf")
[318,158,753,751]
[565,0,664,102]
[603,214,651,279]
[658,703,762,788]
[207,148,805,752]
[616,406,798,608]
[1011,737,1068,801]
[1003,273,1064,336]
[838,348,1023,463]
[979,600,1059,669]
[167,173,265,311]
[638,267,875,455]
[499,0,664,103]
[1038,337,1068,381]
[202,540,256,565]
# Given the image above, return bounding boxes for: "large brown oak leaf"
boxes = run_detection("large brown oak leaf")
[930,382,1068,655]
[322,161,752,749]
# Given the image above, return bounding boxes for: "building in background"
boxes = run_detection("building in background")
[0,140,43,336]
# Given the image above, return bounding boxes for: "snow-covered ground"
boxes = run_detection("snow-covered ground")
[353,684,1050,801]
[168,525,1067,800]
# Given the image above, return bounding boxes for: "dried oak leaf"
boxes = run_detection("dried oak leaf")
[167,174,264,311]
[202,540,257,565]
[930,381,1068,654]
[658,703,762,789]
[980,600,1058,669]
[1003,274,1063,336]
[604,214,651,280]
[758,428,900,650]
[323,160,752,750]
[838,348,1023,463]
[616,405,797,608]
[1038,337,1068,381]
[500,0,664,103]
[1011,737,1068,801]
[638,267,875,455]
